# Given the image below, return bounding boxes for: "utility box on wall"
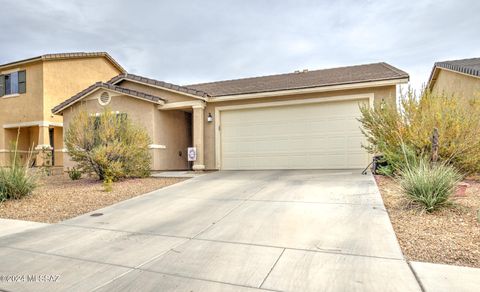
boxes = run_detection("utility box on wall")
[187,147,197,162]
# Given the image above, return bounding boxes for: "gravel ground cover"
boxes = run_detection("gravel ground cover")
[0,175,186,223]
[375,175,480,268]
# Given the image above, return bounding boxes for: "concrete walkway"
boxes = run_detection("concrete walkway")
[0,170,422,291]
[410,261,480,292]
[0,218,48,237]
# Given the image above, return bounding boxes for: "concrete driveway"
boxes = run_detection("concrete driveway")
[0,170,422,292]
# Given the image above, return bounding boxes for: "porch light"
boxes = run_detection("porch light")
[207,113,213,123]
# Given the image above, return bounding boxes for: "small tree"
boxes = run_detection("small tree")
[64,108,151,181]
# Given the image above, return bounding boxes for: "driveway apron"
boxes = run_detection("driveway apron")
[0,170,421,292]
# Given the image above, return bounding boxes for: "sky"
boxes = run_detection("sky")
[1,0,479,92]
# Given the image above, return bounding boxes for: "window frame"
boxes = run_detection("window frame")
[0,69,26,97]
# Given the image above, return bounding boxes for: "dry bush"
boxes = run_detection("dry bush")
[359,89,480,174]
[64,108,151,181]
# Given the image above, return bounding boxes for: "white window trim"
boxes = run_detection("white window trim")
[2,93,20,99]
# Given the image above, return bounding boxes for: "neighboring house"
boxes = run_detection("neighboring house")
[0,52,125,167]
[53,62,408,171]
[428,57,480,98]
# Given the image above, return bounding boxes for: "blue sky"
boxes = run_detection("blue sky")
[1,0,479,91]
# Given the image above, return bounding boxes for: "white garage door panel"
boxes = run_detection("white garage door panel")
[220,99,369,170]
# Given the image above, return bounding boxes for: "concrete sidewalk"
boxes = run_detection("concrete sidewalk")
[0,170,422,291]
[0,218,48,238]
[410,261,480,292]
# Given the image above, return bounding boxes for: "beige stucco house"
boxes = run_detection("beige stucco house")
[0,52,125,167]
[428,57,480,98]
[53,62,408,171]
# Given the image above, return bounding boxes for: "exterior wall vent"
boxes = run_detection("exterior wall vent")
[99,91,111,105]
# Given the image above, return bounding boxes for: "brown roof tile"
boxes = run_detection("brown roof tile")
[434,57,480,78]
[0,52,126,72]
[52,82,164,114]
[186,62,409,97]
[108,73,210,98]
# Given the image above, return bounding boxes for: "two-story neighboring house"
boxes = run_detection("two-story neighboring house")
[0,52,125,167]
[427,57,480,98]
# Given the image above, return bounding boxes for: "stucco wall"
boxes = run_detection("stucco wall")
[153,110,192,170]
[0,62,44,165]
[0,62,44,151]
[203,85,397,169]
[60,83,396,171]
[0,56,122,167]
[61,91,191,171]
[43,57,122,125]
[431,69,480,99]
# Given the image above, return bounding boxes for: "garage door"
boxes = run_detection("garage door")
[220,99,370,170]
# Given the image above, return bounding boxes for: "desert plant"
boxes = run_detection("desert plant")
[68,167,82,180]
[359,88,480,174]
[103,176,113,192]
[398,158,461,212]
[64,108,151,181]
[39,146,53,176]
[0,130,38,200]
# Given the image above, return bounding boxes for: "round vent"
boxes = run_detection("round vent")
[98,92,111,105]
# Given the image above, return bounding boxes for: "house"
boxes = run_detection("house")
[0,52,125,167]
[428,57,480,98]
[53,62,408,171]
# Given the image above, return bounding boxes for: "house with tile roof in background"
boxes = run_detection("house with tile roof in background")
[0,52,125,168]
[428,57,480,99]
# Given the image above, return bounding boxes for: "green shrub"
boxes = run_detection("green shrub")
[398,158,461,212]
[359,89,480,174]
[68,167,82,180]
[0,132,37,200]
[64,108,151,181]
[0,166,37,200]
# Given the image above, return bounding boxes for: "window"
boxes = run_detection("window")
[0,70,26,97]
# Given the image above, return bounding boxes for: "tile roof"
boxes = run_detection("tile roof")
[108,73,209,98]
[52,82,165,114]
[0,52,126,72]
[186,62,409,97]
[433,58,480,78]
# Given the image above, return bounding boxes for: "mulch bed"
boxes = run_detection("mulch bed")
[0,175,187,223]
[375,175,480,268]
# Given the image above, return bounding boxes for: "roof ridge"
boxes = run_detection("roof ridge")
[379,62,409,78]
[185,62,398,87]
[436,57,480,64]
[434,58,480,78]
[0,51,126,72]
[109,73,209,97]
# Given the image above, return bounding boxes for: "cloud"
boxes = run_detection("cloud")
[1,0,479,90]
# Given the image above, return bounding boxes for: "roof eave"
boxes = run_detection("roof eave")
[0,56,43,70]
[426,65,439,91]
[110,75,209,100]
[0,52,126,73]
[52,84,164,115]
[209,77,409,102]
